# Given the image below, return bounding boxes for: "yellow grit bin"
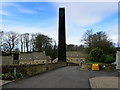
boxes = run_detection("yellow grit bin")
[92,64,99,71]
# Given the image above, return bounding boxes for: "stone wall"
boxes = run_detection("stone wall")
[2,56,13,65]
[82,63,116,70]
[2,63,67,77]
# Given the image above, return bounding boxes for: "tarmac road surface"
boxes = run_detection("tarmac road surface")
[2,66,118,88]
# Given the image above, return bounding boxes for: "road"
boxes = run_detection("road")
[2,66,118,88]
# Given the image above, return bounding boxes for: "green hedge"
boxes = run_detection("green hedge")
[104,55,115,63]
[88,47,115,63]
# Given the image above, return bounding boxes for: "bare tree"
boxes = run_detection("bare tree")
[30,33,36,52]
[83,30,115,54]
[22,33,29,52]
[3,31,19,54]
[20,34,24,53]
[83,29,93,52]
[0,31,4,53]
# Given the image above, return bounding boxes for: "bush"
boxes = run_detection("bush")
[2,72,23,80]
[16,73,23,78]
[2,72,15,80]
[89,47,105,62]
[104,55,115,63]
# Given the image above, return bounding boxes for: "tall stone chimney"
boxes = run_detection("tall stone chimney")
[58,8,66,62]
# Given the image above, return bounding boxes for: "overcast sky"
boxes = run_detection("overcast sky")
[0,2,118,45]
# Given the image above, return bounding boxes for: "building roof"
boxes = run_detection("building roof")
[32,52,46,60]
[66,51,86,58]
[19,52,48,60]
[19,53,33,60]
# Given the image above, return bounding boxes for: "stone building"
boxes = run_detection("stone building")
[66,51,86,65]
[2,55,13,65]
[19,53,33,65]
[52,51,86,64]
[32,52,47,64]
[19,52,51,65]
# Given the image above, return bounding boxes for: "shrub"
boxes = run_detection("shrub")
[86,54,91,61]
[2,72,15,80]
[16,73,23,78]
[89,47,105,62]
[104,55,115,63]
[13,52,19,60]
[2,72,23,80]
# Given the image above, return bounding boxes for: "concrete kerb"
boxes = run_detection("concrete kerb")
[89,79,94,89]
[89,76,119,89]
[0,80,14,86]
